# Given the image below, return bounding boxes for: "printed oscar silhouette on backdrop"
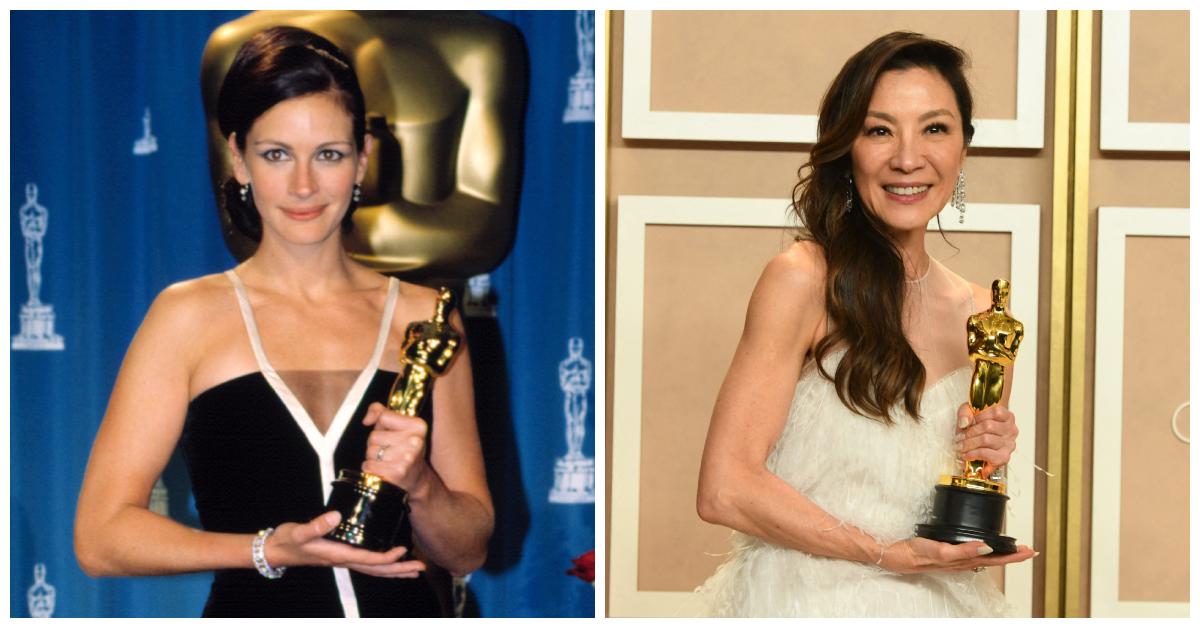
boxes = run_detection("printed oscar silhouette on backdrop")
[150,477,169,517]
[132,107,158,156]
[463,274,497,318]
[13,183,64,351]
[916,279,1024,554]
[27,563,56,618]
[549,337,594,504]
[562,10,594,123]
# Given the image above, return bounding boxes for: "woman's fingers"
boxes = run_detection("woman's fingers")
[956,404,1018,466]
[956,403,974,428]
[959,433,1015,466]
[361,409,429,489]
[346,559,427,578]
[977,545,1037,565]
[938,543,1036,571]
[897,538,1037,573]
[361,402,386,427]
[304,511,341,541]
[915,538,990,564]
[370,411,429,434]
[311,540,410,566]
[273,513,419,570]
[962,418,1018,443]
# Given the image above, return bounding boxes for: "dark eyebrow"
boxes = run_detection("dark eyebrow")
[919,108,955,122]
[864,109,956,123]
[252,140,292,150]
[251,140,353,149]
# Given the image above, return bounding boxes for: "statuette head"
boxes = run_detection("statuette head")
[991,279,1011,309]
[434,287,455,325]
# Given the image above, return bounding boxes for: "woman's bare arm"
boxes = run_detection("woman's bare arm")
[696,244,884,561]
[75,282,254,575]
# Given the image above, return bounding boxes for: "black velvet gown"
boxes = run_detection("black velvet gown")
[179,272,447,617]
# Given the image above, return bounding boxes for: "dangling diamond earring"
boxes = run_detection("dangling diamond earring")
[844,175,854,214]
[352,183,362,203]
[239,182,251,204]
[953,171,966,224]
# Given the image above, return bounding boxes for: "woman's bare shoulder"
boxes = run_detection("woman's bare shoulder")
[760,239,827,297]
[133,274,241,357]
[739,240,828,344]
[968,281,991,312]
[150,273,234,320]
[120,273,242,391]
[396,280,440,304]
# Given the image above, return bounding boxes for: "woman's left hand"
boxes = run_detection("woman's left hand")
[955,402,1018,472]
[361,402,430,494]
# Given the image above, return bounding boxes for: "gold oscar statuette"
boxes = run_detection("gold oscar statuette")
[323,288,462,551]
[915,279,1024,554]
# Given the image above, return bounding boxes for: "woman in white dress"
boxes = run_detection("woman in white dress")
[695,32,1036,617]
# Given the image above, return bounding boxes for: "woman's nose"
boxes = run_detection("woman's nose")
[889,135,926,173]
[290,160,317,198]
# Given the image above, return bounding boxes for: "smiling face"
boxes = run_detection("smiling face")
[850,67,966,238]
[229,91,370,247]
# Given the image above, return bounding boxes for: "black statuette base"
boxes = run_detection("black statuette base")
[914,484,1017,555]
[323,470,410,552]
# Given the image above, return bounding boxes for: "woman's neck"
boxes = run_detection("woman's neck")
[238,234,361,298]
[891,229,931,281]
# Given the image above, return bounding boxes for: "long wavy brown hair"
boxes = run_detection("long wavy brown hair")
[793,32,975,424]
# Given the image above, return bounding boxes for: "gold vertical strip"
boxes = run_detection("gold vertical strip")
[1064,9,1093,619]
[1044,9,1076,618]
[603,10,613,617]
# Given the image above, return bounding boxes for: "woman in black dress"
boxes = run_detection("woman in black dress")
[74,27,492,617]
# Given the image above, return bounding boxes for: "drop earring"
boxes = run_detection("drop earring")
[239,182,251,204]
[352,183,362,203]
[953,171,966,224]
[844,176,854,214]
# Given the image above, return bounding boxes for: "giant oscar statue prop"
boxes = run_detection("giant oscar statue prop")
[323,288,461,551]
[200,11,525,285]
[916,279,1024,554]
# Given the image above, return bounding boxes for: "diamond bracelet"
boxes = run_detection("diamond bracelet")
[252,527,287,579]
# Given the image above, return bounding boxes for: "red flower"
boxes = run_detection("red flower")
[566,549,594,583]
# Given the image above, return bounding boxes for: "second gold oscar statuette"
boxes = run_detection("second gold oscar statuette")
[915,279,1024,554]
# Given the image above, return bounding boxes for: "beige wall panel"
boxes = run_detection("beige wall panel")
[1127,11,1189,124]
[1117,236,1189,603]
[637,224,789,591]
[1083,9,1192,611]
[1089,161,1190,207]
[648,11,1018,120]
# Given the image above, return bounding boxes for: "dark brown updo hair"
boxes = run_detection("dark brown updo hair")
[217,26,367,242]
[793,32,974,424]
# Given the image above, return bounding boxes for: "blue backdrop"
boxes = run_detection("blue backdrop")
[9,10,594,618]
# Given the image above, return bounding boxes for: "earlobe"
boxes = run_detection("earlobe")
[358,134,374,178]
[226,133,249,184]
